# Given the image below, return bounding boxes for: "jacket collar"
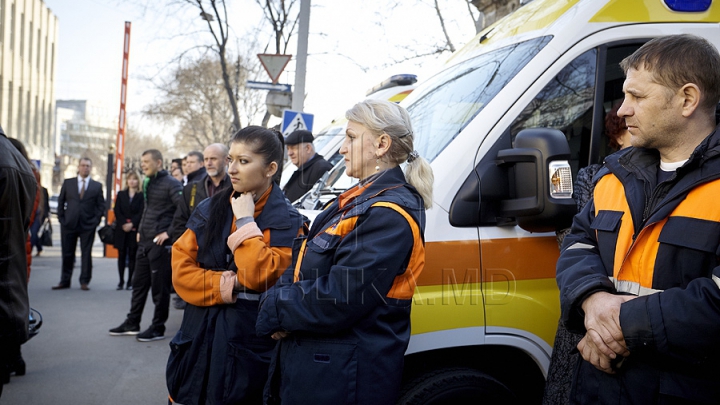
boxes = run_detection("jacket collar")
[609,123,720,180]
[186,167,207,183]
[255,183,292,230]
[296,154,322,171]
[337,166,407,210]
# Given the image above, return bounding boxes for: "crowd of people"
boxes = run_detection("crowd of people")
[3,34,720,404]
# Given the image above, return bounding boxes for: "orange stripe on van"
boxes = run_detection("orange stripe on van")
[417,236,558,287]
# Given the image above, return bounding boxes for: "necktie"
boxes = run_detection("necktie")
[80,179,86,199]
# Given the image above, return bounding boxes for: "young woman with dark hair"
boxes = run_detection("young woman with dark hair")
[166,126,306,405]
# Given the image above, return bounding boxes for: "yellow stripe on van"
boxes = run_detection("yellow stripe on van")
[590,0,720,23]
[411,283,484,335]
[484,278,560,346]
[449,0,579,63]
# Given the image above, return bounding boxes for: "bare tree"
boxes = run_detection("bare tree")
[142,55,239,150]
[123,126,170,173]
[189,0,243,132]
[255,0,300,54]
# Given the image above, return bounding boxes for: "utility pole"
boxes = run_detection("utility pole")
[291,0,310,112]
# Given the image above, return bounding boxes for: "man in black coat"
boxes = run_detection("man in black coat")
[170,143,230,242]
[282,130,333,202]
[109,149,183,342]
[0,127,37,396]
[53,158,105,291]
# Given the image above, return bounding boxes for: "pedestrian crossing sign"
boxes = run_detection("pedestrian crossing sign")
[281,110,314,137]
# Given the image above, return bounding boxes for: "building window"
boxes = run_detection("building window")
[0,0,5,44]
[20,12,23,58]
[37,28,41,71]
[10,3,15,51]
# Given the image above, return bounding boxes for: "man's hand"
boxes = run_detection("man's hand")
[154,231,170,245]
[271,331,289,340]
[122,222,133,232]
[579,291,635,373]
[231,192,255,219]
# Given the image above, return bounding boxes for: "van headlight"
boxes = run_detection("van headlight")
[549,161,573,199]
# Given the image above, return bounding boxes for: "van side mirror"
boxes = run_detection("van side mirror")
[496,128,576,232]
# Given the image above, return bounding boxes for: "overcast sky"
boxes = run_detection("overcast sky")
[43,0,477,142]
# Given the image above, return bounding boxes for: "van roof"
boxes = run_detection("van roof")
[449,0,720,64]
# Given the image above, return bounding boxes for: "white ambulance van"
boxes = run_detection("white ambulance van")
[302,0,720,403]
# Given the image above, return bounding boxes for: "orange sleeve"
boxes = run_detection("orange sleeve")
[233,228,292,292]
[172,228,225,307]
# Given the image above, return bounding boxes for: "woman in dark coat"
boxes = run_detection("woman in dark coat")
[256,99,434,405]
[113,171,143,290]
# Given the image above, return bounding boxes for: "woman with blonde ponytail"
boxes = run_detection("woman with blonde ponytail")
[256,99,433,405]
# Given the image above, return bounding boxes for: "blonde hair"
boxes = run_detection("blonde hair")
[125,171,141,190]
[346,99,434,209]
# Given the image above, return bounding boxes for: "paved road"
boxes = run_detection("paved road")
[2,218,183,404]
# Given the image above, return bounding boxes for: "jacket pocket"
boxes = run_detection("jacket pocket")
[590,210,623,275]
[279,338,358,405]
[655,216,720,288]
[166,332,195,402]
[221,341,271,404]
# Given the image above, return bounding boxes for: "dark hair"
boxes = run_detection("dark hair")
[620,34,720,113]
[142,149,163,163]
[604,102,627,150]
[229,126,285,185]
[186,151,203,163]
[8,138,30,161]
[203,126,284,253]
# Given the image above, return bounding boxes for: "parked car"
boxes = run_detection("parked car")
[49,194,58,215]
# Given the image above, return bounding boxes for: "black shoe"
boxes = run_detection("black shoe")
[11,358,25,376]
[126,284,132,290]
[116,282,123,291]
[109,320,140,336]
[136,326,165,342]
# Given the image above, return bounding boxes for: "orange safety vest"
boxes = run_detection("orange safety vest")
[593,174,720,294]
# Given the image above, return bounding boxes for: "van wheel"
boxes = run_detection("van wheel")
[397,367,517,405]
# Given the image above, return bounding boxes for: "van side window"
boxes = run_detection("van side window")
[510,49,597,177]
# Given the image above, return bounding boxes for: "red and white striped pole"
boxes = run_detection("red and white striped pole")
[114,21,131,202]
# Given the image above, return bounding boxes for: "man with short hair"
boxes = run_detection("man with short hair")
[169,145,229,309]
[282,130,333,202]
[0,126,37,396]
[53,158,105,291]
[171,143,230,242]
[557,34,720,403]
[109,149,183,342]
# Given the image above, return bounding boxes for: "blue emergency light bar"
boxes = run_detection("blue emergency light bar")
[664,0,712,12]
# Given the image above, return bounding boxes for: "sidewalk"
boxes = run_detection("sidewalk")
[2,218,183,404]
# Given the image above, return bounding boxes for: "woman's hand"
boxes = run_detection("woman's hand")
[122,222,133,232]
[231,192,256,219]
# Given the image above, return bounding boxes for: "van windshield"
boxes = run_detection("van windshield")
[404,36,552,162]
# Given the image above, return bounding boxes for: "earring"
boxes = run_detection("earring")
[375,158,380,172]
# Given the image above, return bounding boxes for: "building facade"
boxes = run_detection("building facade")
[0,0,58,188]
[55,100,116,194]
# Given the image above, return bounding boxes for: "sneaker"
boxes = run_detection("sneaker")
[109,320,140,336]
[136,326,165,342]
[173,296,187,310]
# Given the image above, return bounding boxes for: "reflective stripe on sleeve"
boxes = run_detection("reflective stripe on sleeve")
[566,242,596,251]
[610,277,663,296]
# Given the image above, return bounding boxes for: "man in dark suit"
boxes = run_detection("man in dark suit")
[282,130,333,202]
[53,157,105,291]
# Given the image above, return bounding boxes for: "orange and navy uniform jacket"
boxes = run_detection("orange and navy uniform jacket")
[167,184,305,405]
[557,125,720,403]
[256,166,426,405]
